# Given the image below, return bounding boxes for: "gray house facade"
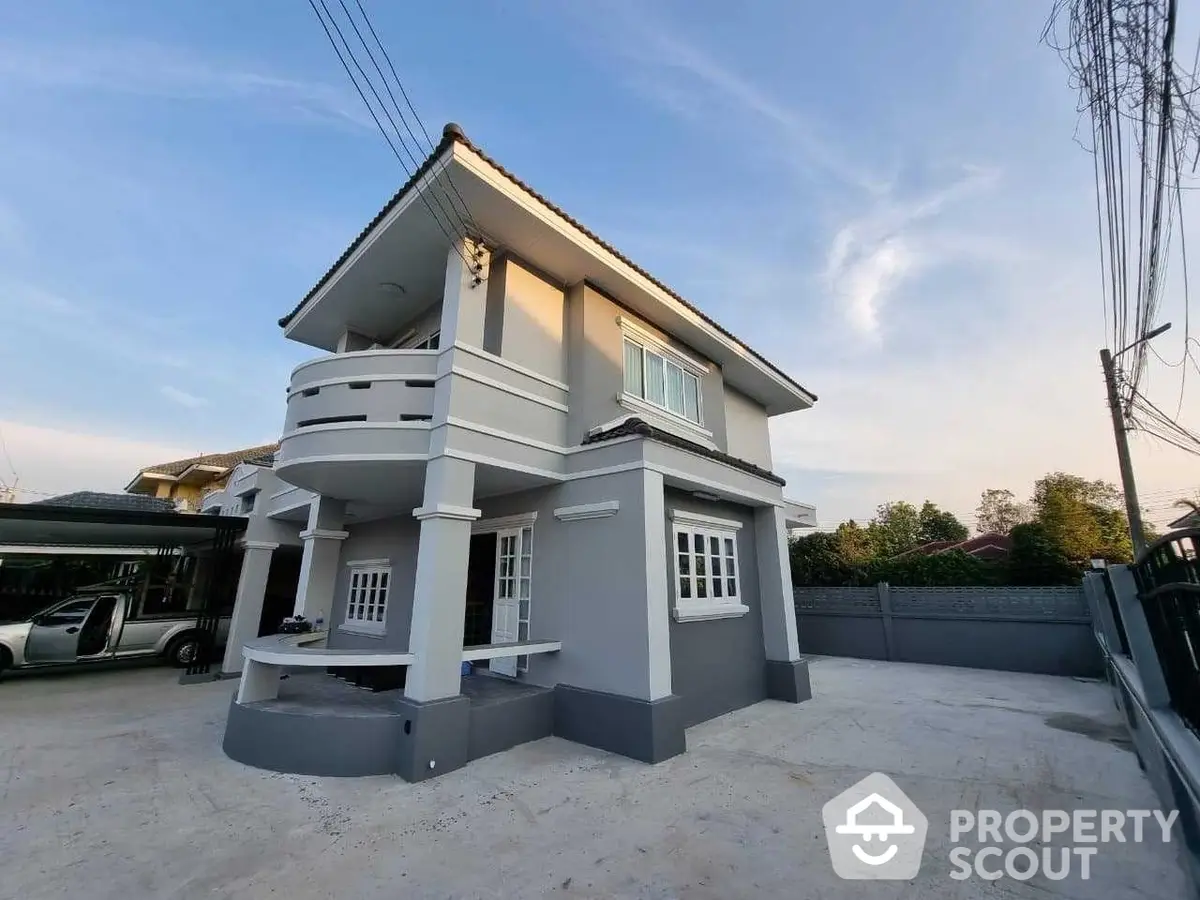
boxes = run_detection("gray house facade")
[218,124,818,780]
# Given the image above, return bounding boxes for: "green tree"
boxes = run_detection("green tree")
[834,519,874,563]
[917,501,969,544]
[867,501,922,558]
[974,488,1029,534]
[1031,472,1132,563]
[1006,522,1080,585]
[788,532,855,586]
[867,549,999,586]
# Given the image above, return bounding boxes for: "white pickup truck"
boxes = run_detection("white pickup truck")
[0,586,230,675]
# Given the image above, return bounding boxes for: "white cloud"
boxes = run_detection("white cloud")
[559,2,884,193]
[159,386,206,409]
[0,419,197,498]
[0,38,369,129]
[822,167,1000,339]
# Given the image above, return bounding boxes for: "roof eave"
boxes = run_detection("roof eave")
[281,126,818,408]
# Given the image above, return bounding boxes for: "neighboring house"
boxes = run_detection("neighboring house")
[220,123,819,780]
[1168,509,1200,530]
[125,445,278,513]
[898,532,1014,562]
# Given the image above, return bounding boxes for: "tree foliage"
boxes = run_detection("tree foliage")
[974,489,1030,534]
[788,471,1135,587]
[917,501,969,543]
[1031,472,1132,563]
[865,502,921,558]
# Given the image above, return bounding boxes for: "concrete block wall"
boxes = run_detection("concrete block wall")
[794,584,1103,677]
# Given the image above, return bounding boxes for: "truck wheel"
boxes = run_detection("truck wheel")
[166,633,208,668]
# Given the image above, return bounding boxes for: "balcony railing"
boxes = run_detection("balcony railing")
[283,349,440,434]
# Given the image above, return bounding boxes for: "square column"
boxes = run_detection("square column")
[294,495,347,621]
[404,456,479,702]
[221,541,277,675]
[754,506,811,703]
[438,238,490,348]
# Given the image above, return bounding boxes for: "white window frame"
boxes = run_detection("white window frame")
[622,338,703,425]
[617,316,710,437]
[669,509,748,622]
[342,562,391,633]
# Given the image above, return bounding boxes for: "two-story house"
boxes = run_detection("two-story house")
[219,124,818,781]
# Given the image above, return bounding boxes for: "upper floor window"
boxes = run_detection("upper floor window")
[387,329,440,351]
[623,338,701,424]
[410,330,440,350]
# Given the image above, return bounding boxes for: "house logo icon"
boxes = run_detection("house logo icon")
[822,772,928,880]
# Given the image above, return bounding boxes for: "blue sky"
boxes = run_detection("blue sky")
[1,0,1198,527]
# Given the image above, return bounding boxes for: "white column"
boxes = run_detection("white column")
[438,238,490,348]
[404,456,479,702]
[641,469,674,700]
[755,505,801,661]
[220,541,277,675]
[294,495,348,620]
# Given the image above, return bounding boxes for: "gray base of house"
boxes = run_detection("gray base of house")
[222,670,809,778]
[223,695,407,776]
[552,684,686,763]
[764,658,812,703]
[222,674,557,780]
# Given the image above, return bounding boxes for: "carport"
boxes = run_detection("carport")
[0,504,246,677]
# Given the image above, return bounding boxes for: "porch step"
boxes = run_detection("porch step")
[461,674,554,762]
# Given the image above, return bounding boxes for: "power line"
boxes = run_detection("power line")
[323,0,471,245]
[349,0,479,236]
[305,0,478,272]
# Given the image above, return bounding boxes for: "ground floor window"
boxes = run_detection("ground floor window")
[670,510,748,621]
[345,565,390,631]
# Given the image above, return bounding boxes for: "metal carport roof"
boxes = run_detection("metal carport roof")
[0,504,247,551]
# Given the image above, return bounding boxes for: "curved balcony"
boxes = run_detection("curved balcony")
[276,350,439,502]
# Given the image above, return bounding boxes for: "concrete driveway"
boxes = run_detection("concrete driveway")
[0,657,1185,899]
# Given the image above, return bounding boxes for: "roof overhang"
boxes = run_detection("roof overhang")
[283,133,816,416]
[124,471,176,493]
[784,499,817,529]
[0,504,246,550]
[176,464,228,486]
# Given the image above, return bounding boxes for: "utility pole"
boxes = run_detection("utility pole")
[1100,321,1172,558]
[1100,347,1147,556]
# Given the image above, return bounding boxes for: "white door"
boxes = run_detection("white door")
[490,526,532,677]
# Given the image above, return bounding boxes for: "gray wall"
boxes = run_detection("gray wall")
[664,490,766,728]
[326,516,420,652]
[794,584,1103,677]
[475,471,663,700]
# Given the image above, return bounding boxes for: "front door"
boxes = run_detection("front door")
[24,597,98,663]
[490,526,532,677]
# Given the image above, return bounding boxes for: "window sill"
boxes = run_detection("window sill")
[672,603,749,622]
[616,393,715,446]
[337,624,386,637]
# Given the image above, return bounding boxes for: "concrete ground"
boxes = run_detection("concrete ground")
[0,657,1186,899]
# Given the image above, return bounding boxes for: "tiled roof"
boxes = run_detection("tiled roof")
[581,417,786,487]
[139,443,280,478]
[32,492,176,513]
[279,123,816,404]
[899,532,1014,560]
